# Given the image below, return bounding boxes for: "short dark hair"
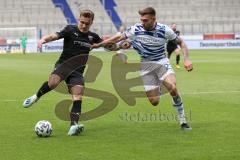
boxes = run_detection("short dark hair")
[80,9,94,20]
[138,7,156,16]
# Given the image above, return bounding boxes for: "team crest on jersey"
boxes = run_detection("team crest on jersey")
[88,35,93,41]
[74,32,79,37]
[153,32,158,37]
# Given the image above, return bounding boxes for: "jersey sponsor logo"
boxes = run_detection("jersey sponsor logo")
[73,41,91,48]
[73,32,79,37]
[137,36,165,44]
[88,35,93,42]
[135,31,165,39]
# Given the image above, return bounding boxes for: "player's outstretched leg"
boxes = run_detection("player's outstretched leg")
[23,74,61,108]
[23,94,39,108]
[23,81,52,108]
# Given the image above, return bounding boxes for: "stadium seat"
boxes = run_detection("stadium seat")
[0,0,239,35]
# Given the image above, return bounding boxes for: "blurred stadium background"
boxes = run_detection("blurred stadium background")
[0,0,240,53]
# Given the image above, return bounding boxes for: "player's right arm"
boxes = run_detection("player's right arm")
[38,33,59,49]
[165,25,193,72]
[38,25,70,49]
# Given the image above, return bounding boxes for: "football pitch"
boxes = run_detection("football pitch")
[0,49,240,160]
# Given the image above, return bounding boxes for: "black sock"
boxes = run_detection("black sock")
[172,95,182,106]
[167,53,171,59]
[36,81,52,98]
[176,55,180,65]
[70,100,82,126]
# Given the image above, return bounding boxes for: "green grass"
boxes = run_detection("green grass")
[0,49,240,160]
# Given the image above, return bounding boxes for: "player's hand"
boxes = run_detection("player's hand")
[91,43,118,51]
[38,39,46,49]
[119,41,131,49]
[104,43,119,51]
[184,59,193,72]
[91,43,101,50]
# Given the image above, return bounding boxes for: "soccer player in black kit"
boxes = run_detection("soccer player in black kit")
[22,10,102,136]
[167,23,181,69]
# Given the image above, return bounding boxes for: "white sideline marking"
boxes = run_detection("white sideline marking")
[1,90,240,102]
[182,90,240,95]
[192,59,240,63]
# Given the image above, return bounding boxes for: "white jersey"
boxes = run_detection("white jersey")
[124,23,177,61]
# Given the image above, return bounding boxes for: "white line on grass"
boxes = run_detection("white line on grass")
[192,59,240,63]
[182,90,240,95]
[1,90,240,102]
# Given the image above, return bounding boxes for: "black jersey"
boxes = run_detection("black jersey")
[175,30,180,36]
[56,25,102,64]
[167,30,180,54]
[167,30,180,47]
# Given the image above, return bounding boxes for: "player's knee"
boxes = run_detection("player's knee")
[48,81,59,89]
[151,100,159,106]
[72,94,83,101]
[149,97,159,106]
[169,84,178,96]
[172,84,177,91]
[175,50,180,55]
[48,74,61,89]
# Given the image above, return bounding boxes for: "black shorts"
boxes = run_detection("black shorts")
[167,44,178,57]
[52,63,85,86]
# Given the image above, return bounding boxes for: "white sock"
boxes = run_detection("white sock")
[172,95,187,124]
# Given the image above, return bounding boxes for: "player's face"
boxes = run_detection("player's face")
[78,16,93,33]
[171,24,177,31]
[140,14,156,31]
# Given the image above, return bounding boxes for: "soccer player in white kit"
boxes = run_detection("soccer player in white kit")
[92,7,193,130]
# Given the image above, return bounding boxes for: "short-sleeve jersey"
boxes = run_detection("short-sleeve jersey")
[124,23,177,61]
[56,25,102,64]
[167,30,180,49]
[20,36,27,47]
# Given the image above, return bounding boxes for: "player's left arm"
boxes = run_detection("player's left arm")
[174,37,193,71]
[91,33,122,51]
[91,33,128,51]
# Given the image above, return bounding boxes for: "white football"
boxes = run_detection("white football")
[34,120,52,137]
